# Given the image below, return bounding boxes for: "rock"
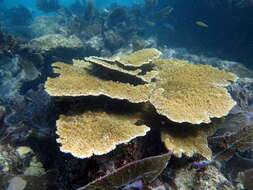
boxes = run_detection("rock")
[30,34,83,52]
[30,15,68,38]
[174,165,235,190]
[0,56,25,101]
[29,34,85,60]
[104,30,124,50]
[3,86,53,142]
[151,186,167,190]
[229,78,253,113]
[0,171,57,190]
[207,60,253,79]
[161,47,253,79]
[107,7,128,27]
[0,105,6,120]
[16,146,33,158]
[24,156,45,176]
[6,176,27,190]
[84,36,105,54]
[131,36,156,51]
[237,168,253,190]
[0,144,18,173]
[0,145,45,176]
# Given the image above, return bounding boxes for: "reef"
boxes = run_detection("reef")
[56,111,150,158]
[44,48,237,161]
[1,1,253,189]
[36,0,60,13]
[173,164,235,190]
[0,144,56,189]
[162,47,253,79]
[0,31,43,101]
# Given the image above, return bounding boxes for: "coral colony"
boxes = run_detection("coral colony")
[45,48,237,158]
[42,48,239,189]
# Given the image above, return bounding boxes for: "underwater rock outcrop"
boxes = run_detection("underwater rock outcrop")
[45,48,237,159]
[162,47,253,79]
[0,145,45,176]
[0,57,23,100]
[2,5,32,26]
[238,168,253,190]
[36,0,60,13]
[29,34,85,62]
[173,164,235,190]
[229,78,253,112]
[0,172,57,190]
[30,16,68,38]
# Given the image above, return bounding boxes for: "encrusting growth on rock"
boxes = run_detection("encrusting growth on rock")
[56,111,150,158]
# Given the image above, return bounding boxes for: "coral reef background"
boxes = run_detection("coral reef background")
[0,0,253,190]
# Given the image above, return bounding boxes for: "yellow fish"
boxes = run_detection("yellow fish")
[196,21,208,27]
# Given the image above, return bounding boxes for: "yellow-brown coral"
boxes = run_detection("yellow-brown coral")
[56,111,150,158]
[85,52,159,83]
[160,124,215,160]
[45,62,152,103]
[44,49,238,159]
[115,48,162,67]
[46,55,237,124]
[85,56,143,79]
[150,59,238,124]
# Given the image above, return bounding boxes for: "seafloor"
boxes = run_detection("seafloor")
[0,0,253,190]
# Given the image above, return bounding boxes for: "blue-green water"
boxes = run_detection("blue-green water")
[1,0,142,10]
[0,1,253,190]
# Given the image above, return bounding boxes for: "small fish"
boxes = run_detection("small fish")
[103,8,109,13]
[163,23,175,32]
[152,7,173,20]
[122,179,144,190]
[144,20,156,27]
[190,161,214,169]
[196,21,208,27]
[22,60,41,80]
